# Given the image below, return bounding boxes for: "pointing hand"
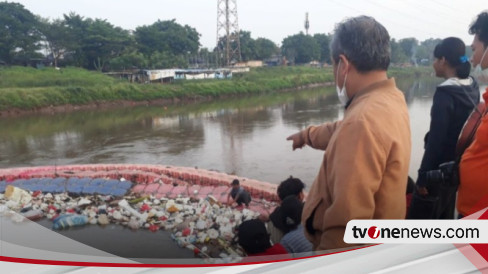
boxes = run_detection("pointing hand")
[286,132,305,151]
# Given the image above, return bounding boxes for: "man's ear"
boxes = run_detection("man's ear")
[338,54,350,73]
[440,57,447,66]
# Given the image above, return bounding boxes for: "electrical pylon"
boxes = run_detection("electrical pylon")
[216,0,242,66]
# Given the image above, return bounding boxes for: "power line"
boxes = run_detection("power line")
[363,0,454,37]
[328,0,438,39]
[430,0,463,13]
[402,0,466,26]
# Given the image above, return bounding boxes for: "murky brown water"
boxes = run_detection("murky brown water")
[0,76,441,186]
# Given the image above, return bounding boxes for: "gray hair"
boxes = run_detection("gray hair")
[330,16,391,72]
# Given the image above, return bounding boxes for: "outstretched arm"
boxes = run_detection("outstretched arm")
[227,193,233,205]
[287,121,342,151]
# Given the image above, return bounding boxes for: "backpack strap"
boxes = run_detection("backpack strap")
[455,102,487,161]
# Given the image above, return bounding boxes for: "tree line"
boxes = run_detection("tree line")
[0,2,444,71]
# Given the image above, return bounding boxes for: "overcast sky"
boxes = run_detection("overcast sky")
[12,0,486,49]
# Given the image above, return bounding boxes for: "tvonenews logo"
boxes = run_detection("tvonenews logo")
[344,220,488,244]
[368,226,380,239]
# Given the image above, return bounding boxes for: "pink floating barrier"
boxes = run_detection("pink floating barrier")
[168,185,188,199]
[188,185,201,198]
[0,164,287,205]
[160,176,172,185]
[190,173,200,181]
[196,186,214,199]
[146,175,159,184]
[156,184,174,198]
[132,184,146,194]
[212,186,230,197]
[144,183,161,194]
[200,176,210,186]
[182,172,191,180]
[173,179,187,186]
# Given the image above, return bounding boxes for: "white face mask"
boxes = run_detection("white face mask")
[472,47,488,84]
[336,60,349,106]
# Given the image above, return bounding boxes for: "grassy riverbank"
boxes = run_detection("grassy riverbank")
[0,65,429,112]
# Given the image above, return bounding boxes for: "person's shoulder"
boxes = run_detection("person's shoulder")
[282,226,303,239]
[437,77,477,93]
[352,88,406,118]
[433,86,455,99]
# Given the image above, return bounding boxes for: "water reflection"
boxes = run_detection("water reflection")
[0,76,443,185]
[282,93,341,129]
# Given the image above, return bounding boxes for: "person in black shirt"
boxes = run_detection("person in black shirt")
[408,37,480,219]
[227,179,251,208]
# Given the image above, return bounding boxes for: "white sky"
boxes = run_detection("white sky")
[12,0,487,49]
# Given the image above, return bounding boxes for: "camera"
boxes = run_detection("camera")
[425,161,457,186]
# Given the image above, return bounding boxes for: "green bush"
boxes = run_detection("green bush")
[0,66,427,111]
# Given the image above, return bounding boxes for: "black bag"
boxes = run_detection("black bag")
[407,191,439,219]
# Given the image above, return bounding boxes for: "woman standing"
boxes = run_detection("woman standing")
[408,37,480,219]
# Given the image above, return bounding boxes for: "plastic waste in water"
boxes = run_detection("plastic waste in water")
[98,214,109,225]
[22,209,43,221]
[128,218,140,230]
[4,185,32,204]
[53,214,88,230]
[118,199,148,222]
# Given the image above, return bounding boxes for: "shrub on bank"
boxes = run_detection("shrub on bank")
[0,66,425,111]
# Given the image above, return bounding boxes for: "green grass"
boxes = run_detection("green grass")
[0,65,427,111]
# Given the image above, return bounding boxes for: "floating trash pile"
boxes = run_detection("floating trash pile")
[0,166,280,264]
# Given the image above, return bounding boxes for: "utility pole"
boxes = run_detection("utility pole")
[305,12,310,35]
[216,0,242,67]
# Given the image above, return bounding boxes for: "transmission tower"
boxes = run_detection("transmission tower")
[305,12,310,35]
[216,0,241,67]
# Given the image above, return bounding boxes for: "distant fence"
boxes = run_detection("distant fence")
[105,67,250,83]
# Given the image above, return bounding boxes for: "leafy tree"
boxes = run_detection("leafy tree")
[417,38,442,65]
[109,51,148,71]
[38,18,75,67]
[390,39,409,64]
[62,13,91,67]
[216,30,251,63]
[281,32,320,64]
[83,19,132,71]
[313,33,331,63]
[135,19,200,57]
[216,31,278,63]
[398,38,419,64]
[0,2,42,64]
[198,47,219,68]
[61,13,132,70]
[254,38,278,60]
[238,31,256,61]
[148,51,187,69]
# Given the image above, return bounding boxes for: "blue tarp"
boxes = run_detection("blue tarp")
[0,181,6,192]
[0,177,133,197]
[11,179,26,188]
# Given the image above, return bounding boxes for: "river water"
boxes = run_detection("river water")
[0,75,447,260]
[0,76,441,187]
